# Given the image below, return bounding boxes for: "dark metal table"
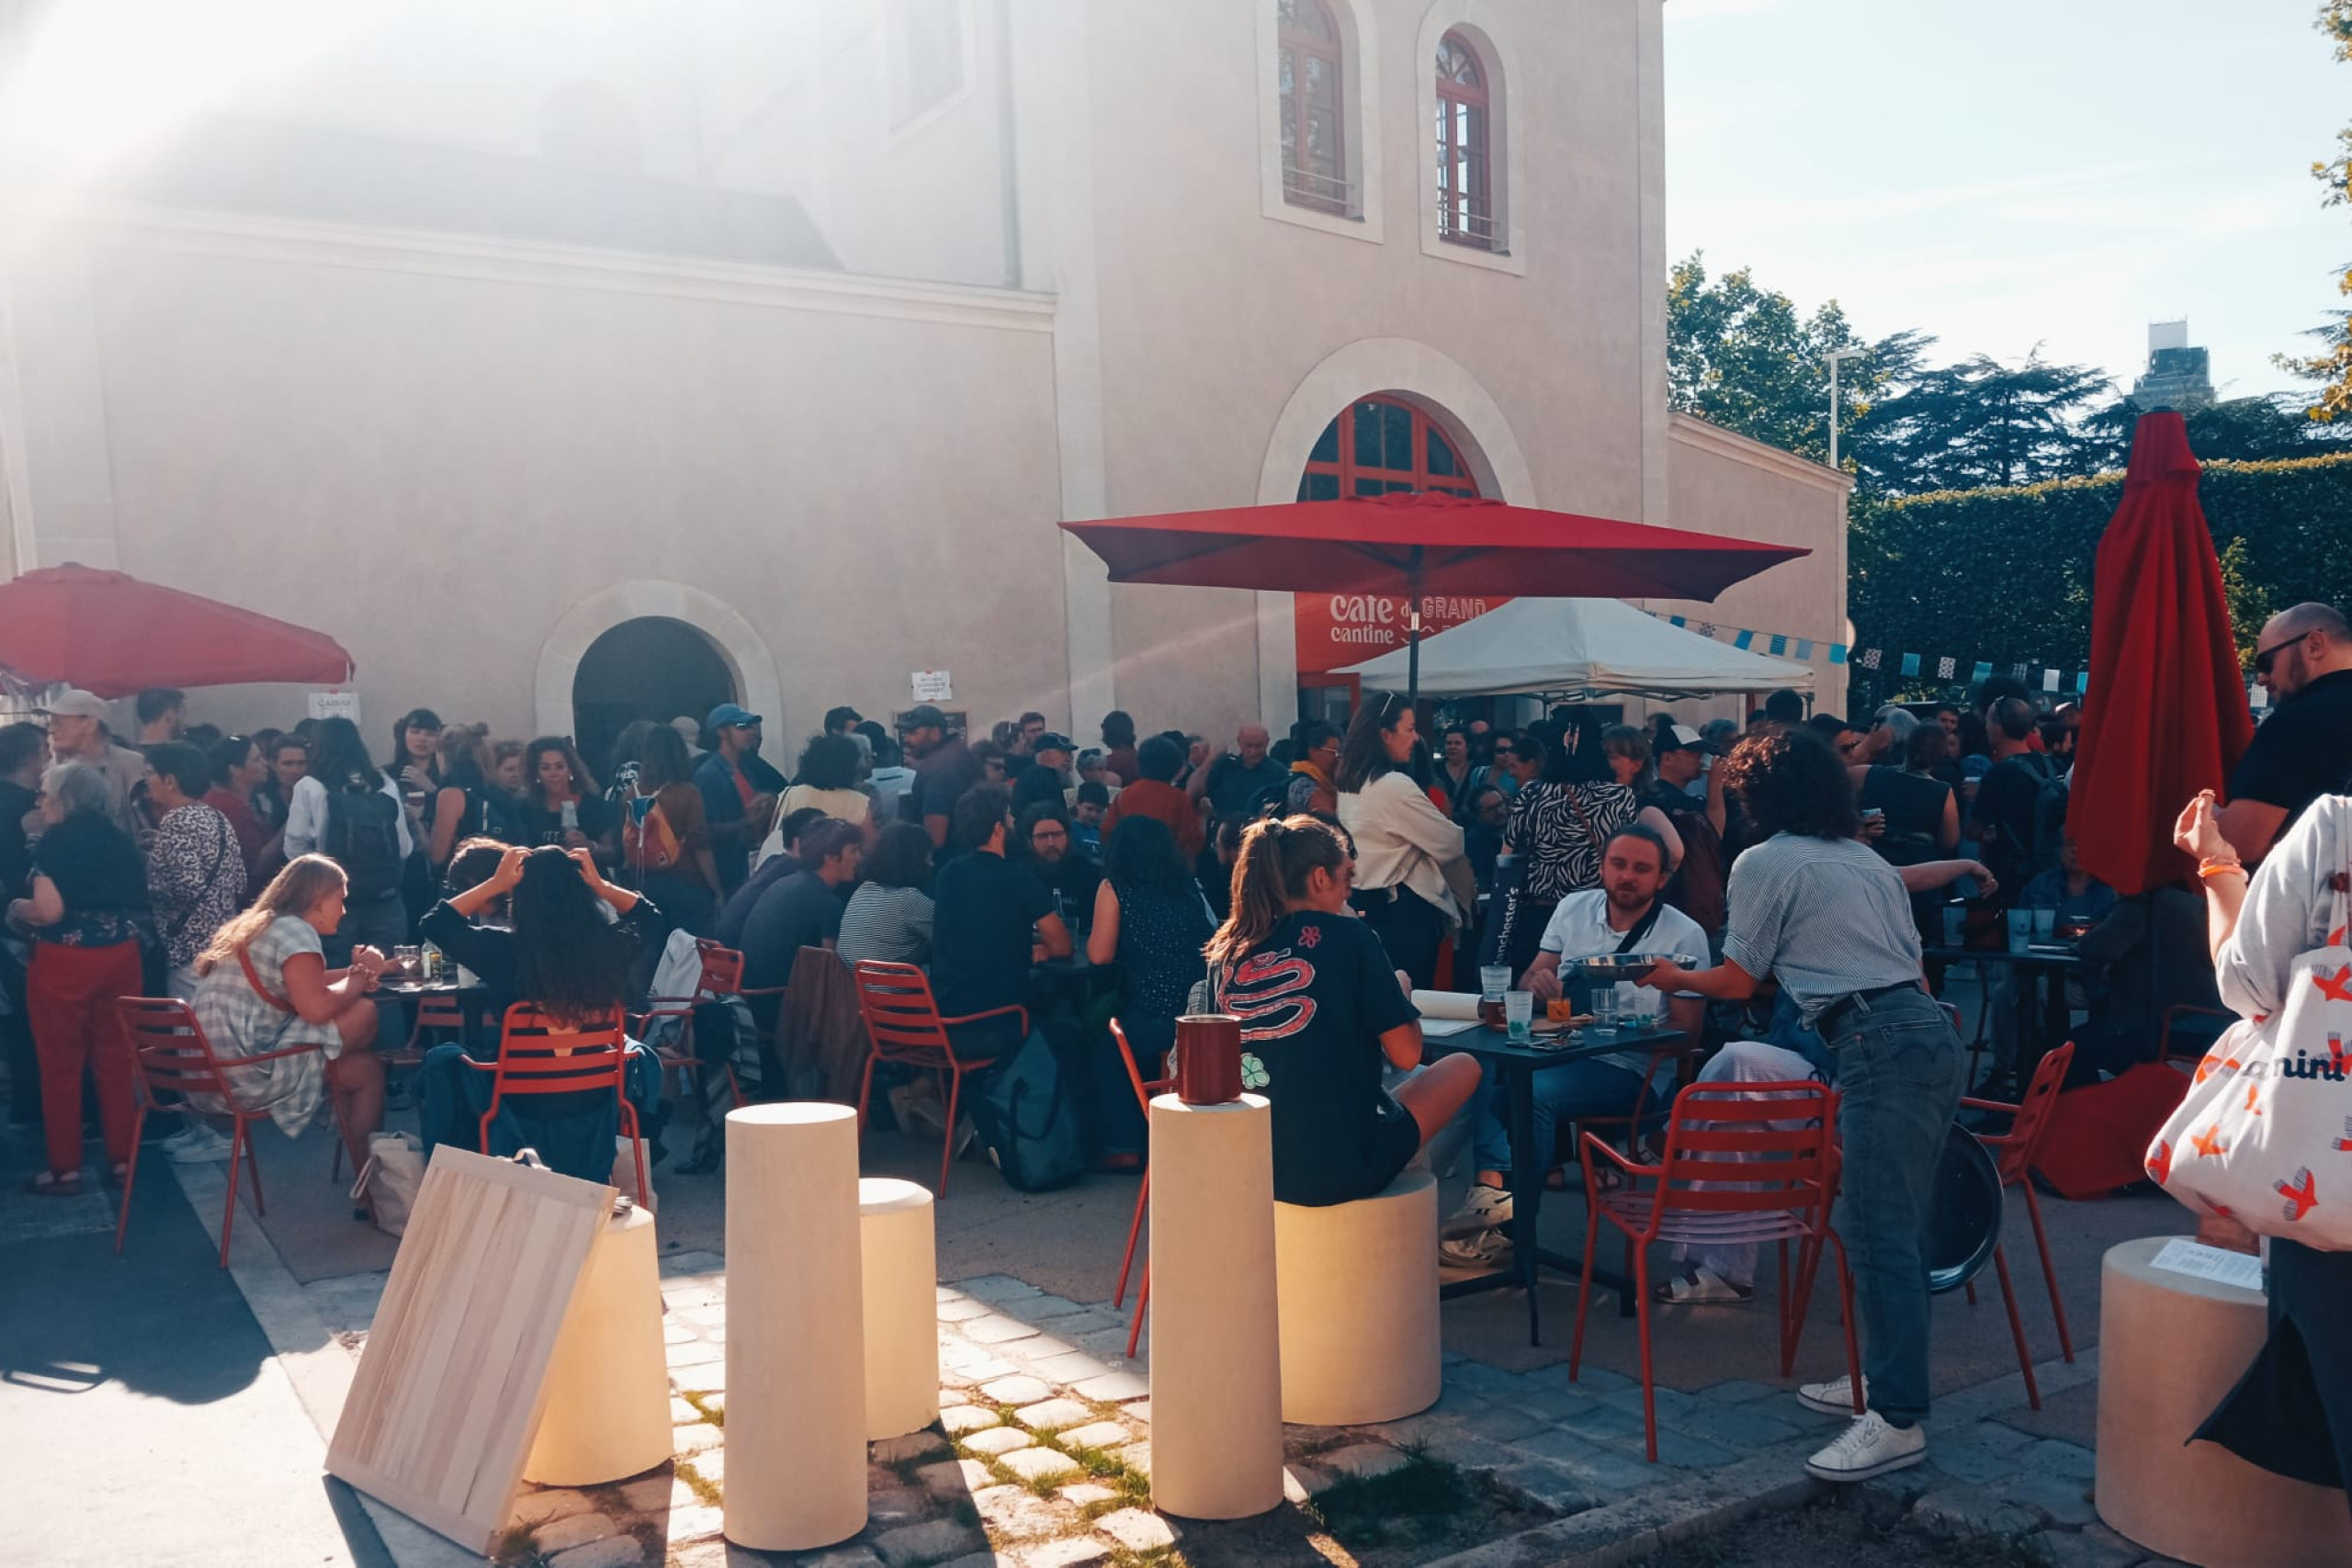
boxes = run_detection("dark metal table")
[376,977,496,1056]
[1426,1020,1700,1346]
[1922,942,2093,1082]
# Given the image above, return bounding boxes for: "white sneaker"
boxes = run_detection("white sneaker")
[1442,1183,1513,1238]
[166,1123,233,1164]
[1797,1373,1870,1416]
[1439,1228,1514,1270]
[1804,1411,1926,1483]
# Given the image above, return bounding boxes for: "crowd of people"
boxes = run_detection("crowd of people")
[10,599,2352,1493]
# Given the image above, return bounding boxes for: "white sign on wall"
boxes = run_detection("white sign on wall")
[911,671,953,703]
[309,691,361,724]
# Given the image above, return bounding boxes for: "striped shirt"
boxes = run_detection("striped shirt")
[836,883,935,968]
[1722,832,1923,1023]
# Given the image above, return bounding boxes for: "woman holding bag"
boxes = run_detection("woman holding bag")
[2171,788,2352,1501]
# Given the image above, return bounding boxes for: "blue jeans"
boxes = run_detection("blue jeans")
[1823,987,1964,1426]
[1470,1056,1650,1178]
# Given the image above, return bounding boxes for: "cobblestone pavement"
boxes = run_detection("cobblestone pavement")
[300,1249,2184,1568]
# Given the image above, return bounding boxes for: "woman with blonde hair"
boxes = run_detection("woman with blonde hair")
[189,853,389,1179]
[1206,815,1480,1206]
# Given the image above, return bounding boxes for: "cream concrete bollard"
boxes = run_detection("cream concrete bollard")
[1274,1168,1441,1427]
[723,1104,866,1551]
[2097,1236,2352,1568]
[523,1201,672,1486]
[859,1177,939,1440]
[1148,1092,1284,1520]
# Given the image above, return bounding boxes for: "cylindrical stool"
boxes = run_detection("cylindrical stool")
[724,1105,866,1551]
[1149,1092,1283,1520]
[524,1203,671,1485]
[2098,1236,2352,1568]
[860,1177,939,1440]
[1274,1169,1440,1426]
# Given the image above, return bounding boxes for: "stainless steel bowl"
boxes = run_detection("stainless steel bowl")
[1566,952,1701,983]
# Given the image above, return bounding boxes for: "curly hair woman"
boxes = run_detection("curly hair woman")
[1640,728,1994,1486]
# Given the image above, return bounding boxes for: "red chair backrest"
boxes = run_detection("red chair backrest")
[490,1004,630,1097]
[1109,1021,1176,1117]
[117,997,238,1103]
[1644,1081,1839,1221]
[695,941,745,999]
[852,961,953,1059]
[1984,1042,2074,1188]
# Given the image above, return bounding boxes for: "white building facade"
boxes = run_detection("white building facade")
[0,0,1849,761]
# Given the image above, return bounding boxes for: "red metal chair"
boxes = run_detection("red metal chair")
[116,997,354,1269]
[1958,1040,2075,1409]
[1569,1081,1860,1462]
[850,960,1023,1198]
[632,939,774,1107]
[1108,1021,1177,1359]
[458,1003,650,1204]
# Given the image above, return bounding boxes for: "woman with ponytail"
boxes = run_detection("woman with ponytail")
[1206,815,1480,1206]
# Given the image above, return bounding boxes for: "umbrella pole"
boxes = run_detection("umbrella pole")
[1406,548,1424,706]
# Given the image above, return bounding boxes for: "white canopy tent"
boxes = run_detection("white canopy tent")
[1333,595,1815,700]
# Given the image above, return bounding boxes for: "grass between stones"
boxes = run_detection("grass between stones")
[673,1461,721,1507]
[679,1391,723,1428]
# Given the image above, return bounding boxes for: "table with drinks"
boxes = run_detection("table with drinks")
[379,942,496,1055]
[1423,962,1701,1346]
[1923,900,2095,1083]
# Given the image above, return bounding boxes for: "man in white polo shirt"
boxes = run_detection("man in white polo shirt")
[1442,824,1705,1267]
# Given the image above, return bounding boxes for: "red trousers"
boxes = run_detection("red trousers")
[28,941,142,1176]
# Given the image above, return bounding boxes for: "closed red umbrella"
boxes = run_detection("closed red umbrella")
[0,562,356,696]
[2070,412,2254,896]
[1061,491,1806,697]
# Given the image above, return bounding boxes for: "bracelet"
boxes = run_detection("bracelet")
[2198,857,2246,881]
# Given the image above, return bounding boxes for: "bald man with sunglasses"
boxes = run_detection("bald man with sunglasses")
[2220,602,2352,863]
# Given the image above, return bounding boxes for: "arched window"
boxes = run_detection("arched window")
[1296,396,1480,502]
[1278,0,1348,214]
[1434,30,1494,250]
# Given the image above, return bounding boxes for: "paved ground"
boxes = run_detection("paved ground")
[0,1121,391,1568]
[2,963,2232,1565]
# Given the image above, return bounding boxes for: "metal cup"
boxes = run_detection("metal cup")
[1174,1014,1243,1105]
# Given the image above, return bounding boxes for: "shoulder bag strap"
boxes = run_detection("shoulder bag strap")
[239,943,298,1013]
[162,814,235,947]
[1612,900,1666,955]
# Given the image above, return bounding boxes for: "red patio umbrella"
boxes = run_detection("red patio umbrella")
[0,562,356,697]
[2070,412,2254,896]
[1060,491,1808,698]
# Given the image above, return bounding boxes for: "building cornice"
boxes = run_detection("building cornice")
[1668,411,1853,494]
[1,196,1058,333]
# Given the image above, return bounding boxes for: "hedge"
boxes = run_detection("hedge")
[1846,451,2352,710]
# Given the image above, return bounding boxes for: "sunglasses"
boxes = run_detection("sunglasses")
[2253,635,2306,679]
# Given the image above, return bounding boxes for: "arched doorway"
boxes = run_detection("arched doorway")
[571,616,736,776]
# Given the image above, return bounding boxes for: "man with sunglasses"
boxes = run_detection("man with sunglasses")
[2220,603,2352,863]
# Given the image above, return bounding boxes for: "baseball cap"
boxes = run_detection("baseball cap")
[1656,723,1716,755]
[705,703,761,732]
[900,705,948,732]
[43,689,112,722]
[1033,733,1074,756]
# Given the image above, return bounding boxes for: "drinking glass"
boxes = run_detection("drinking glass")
[1479,965,1512,1001]
[2032,908,2058,942]
[1503,989,1534,1043]
[2006,908,2034,953]
[1590,989,1617,1037]
[392,945,421,978]
[1940,904,1967,947]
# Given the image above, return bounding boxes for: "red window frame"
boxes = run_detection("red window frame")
[1435,31,1494,250]
[1278,0,1348,215]
[1296,395,1480,502]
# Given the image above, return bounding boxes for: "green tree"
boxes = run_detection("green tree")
[2277,2,2352,421]
[2081,393,2351,464]
[1856,351,2115,493]
[1666,254,1928,471]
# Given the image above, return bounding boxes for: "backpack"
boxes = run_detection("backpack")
[322,780,402,900]
[621,791,682,873]
[967,1027,1084,1193]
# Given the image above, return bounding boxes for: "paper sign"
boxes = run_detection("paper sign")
[309,691,361,724]
[910,671,953,703]
[2148,1237,2265,1293]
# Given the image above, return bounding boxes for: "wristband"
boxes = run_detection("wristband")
[2198,857,2246,881]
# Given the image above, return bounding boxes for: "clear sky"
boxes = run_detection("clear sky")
[1665,0,2349,402]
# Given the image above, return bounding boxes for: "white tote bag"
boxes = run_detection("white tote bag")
[350,1131,426,1237]
[2148,872,2352,1247]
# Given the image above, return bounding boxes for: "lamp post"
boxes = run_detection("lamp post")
[1826,348,1864,470]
